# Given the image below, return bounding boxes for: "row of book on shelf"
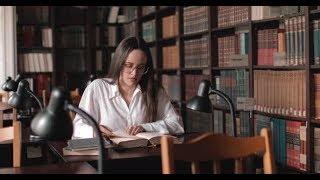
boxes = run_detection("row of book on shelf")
[185,110,250,137]
[256,16,306,66]
[161,71,250,109]
[313,74,320,120]
[218,6,303,27]
[141,18,308,69]
[24,74,51,98]
[183,6,208,35]
[162,14,178,39]
[56,50,86,73]
[144,36,210,69]
[313,19,320,65]
[185,107,306,171]
[214,70,250,109]
[56,26,86,48]
[17,26,52,48]
[218,29,249,67]
[254,70,306,118]
[17,6,49,24]
[162,70,314,123]
[217,6,249,28]
[18,53,53,73]
[96,26,121,47]
[184,36,209,68]
[142,20,156,42]
[314,127,320,173]
[162,44,179,69]
[251,6,304,21]
[138,6,305,40]
[254,114,306,171]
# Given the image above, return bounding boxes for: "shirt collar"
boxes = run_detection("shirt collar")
[108,81,142,100]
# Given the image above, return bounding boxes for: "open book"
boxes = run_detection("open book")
[110,130,181,148]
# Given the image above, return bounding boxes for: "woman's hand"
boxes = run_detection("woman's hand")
[126,125,145,135]
[99,125,115,138]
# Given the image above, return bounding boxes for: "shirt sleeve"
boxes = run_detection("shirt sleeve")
[140,88,185,135]
[72,80,101,139]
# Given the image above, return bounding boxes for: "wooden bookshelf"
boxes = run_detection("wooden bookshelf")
[16,6,125,94]
[135,6,318,173]
[16,6,54,99]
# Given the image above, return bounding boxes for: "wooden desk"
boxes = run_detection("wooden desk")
[0,162,97,174]
[0,126,48,167]
[47,133,202,173]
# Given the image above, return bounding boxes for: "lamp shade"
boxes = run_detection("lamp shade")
[2,74,23,92]
[8,80,34,109]
[2,76,14,91]
[30,87,106,174]
[186,80,212,113]
[186,79,237,136]
[30,87,73,140]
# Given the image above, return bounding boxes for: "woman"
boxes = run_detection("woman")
[73,37,184,139]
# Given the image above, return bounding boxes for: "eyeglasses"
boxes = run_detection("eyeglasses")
[122,63,149,75]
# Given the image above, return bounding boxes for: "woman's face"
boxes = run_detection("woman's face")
[119,49,148,88]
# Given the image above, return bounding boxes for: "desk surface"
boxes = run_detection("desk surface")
[48,133,202,163]
[0,162,97,174]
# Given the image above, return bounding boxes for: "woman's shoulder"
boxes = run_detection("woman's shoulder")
[88,78,114,87]
[85,78,116,93]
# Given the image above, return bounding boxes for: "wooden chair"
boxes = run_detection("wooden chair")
[0,103,18,128]
[70,88,81,105]
[0,121,22,167]
[42,90,48,107]
[69,88,81,120]
[161,128,276,174]
[42,89,81,120]
[0,91,9,103]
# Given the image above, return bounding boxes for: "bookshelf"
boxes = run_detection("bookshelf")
[16,6,125,95]
[134,6,320,173]
[16,6,53,101]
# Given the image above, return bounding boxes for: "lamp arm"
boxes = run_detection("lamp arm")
[67,103,106,174]
[25,89,43,110]
[210,89,237,137]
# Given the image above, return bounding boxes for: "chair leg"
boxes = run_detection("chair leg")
[235,158,244,174]
[0,110,3,128]
[213,160,221,174]
[191,161,200,174]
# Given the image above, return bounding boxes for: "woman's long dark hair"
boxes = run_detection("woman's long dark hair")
[106,37,159,123]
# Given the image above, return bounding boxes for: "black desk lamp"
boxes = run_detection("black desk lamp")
[30,87,106,174]
[8,80,43,110]
[186,79,237,136]
[8,80,44,139]
[2,74,23,92]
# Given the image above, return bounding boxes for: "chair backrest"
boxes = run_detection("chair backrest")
[0,102,18,128]
[0,121,22,167]
[42,89,81,120]
[70,88,81,105]
[0,92,9,103]
[42,90,48,107]
[161,128,276,174]
[69,88,81,120]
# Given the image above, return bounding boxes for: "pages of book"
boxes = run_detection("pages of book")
[63,147,98,156]
[112,130,181,146]
[110,137,148,148]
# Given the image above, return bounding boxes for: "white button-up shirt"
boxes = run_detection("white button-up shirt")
[73,78,185,138]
